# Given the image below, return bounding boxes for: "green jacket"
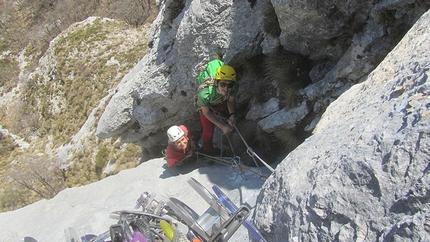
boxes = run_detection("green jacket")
[197,86,236,108]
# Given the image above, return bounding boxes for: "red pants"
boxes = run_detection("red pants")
[200,113,214,153]
[199,105,228,152]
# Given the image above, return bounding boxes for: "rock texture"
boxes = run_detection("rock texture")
[0,157,268,242]
[253,10,430,241]
[1,5,429,242]
[95,0,429,162]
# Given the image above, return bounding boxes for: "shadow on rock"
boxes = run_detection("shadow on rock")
[159,159,203,178]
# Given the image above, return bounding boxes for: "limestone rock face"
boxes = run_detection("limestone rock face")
[253,10,430,241]
[96,0,266,151]
[95,0,429,160]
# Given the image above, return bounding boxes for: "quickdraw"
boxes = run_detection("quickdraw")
[232,125,275,173]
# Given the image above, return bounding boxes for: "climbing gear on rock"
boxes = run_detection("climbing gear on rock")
[71,178,266,242]
[213,112,275,174]
[196,151,268,180]
[232,124,275,173]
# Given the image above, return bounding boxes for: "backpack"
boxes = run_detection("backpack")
[193,59,224,105]
[196,59,224,84]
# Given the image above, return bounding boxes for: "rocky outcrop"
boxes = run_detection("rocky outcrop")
[253,10,430,241]
[96,0,429,162]
[96,0,268,150]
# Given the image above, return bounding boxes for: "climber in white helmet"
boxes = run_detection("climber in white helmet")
[165,125,197,167]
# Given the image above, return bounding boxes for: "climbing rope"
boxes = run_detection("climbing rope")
[223,130,245,174]
[231,125,275,173]
[196,112,275,178]
[195,151,269,179]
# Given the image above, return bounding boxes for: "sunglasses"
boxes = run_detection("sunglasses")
[218,82,234,88]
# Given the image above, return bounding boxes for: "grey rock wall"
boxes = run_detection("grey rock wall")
[253,10,430,241]
[95,0,429,161]
[96,0,266,152]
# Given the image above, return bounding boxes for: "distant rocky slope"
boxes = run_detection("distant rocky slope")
[0,17,150,211]
[254,10,430,241]
[95,0,429,164]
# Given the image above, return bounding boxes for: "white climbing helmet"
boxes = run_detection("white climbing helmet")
[167,125,185,143]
